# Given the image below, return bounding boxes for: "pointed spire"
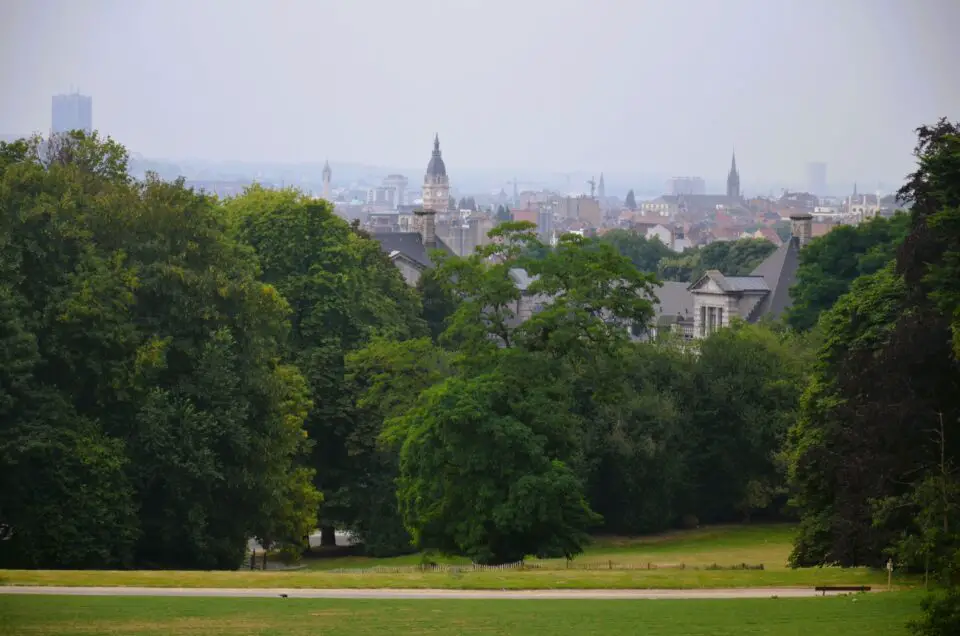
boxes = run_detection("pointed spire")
[730,149,738,174]
[433,133,440,153]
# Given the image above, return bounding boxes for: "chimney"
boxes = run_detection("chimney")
[789,212,813,247]
[415,209,436,248]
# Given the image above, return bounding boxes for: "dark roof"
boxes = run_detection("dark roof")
[749,237,801,319]
[653,281,695,318]
[374,232,452,269]
[426,134,447,178]
[689,271,770,294]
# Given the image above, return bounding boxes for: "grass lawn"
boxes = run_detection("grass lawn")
[0,524,911,590]
[0,593,923,635]
[299,524,797,572]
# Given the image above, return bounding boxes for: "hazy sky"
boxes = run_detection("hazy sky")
[2,0,958,187]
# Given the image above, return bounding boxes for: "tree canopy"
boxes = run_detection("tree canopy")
[0,133,318,569]
[658,238,777,282]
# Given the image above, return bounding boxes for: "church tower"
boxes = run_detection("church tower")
[322,160,332,200]
[597,172,606,202]
[416,134,450,248]
[422,134,450,213]
[726,151,740,199]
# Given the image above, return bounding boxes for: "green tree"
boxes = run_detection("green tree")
[0,133,317,569]
[625,189,637,210]
[388,371,598,564]
[787,214,910,331]
[495,204,512,224]
[788,121,960,578]
[225,185,425,546]
[597,229,675,273]
[343,338,452,555]
[658,238,776,282]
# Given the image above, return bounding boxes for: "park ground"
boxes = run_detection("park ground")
[0,592,924,635]
[1,525,924,634]
[0,524,906,590]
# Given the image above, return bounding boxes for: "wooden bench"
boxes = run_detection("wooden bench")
[814,586,871,596]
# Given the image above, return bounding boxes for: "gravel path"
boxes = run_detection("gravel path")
[0,586,873,600]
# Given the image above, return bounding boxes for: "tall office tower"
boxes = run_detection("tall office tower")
[806,162,827,196]
[52,91,93,134]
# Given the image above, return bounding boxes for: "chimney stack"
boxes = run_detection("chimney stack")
[415,209,436,248]
[789,212,813,247]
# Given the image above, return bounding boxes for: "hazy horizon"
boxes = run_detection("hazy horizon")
[2,0,958,189]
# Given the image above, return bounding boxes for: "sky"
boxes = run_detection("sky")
[1,0,958,190]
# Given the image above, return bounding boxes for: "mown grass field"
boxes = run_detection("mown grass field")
[301,523,798,571]
[0,593,923,635]
[0,525,909,590]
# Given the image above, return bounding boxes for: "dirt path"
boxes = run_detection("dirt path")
[0,586,874,600]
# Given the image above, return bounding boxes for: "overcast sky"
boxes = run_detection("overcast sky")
[1,0,958,187]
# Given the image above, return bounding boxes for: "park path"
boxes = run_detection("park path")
[0,586,874,600]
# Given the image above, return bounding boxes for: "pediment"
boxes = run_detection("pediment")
[688,272,725,294]
[388,250,427,271]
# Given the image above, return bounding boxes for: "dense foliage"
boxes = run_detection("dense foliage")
[658,238,776,282]
[784,120,960,634]
[339,222,810,562]
[0,133,318,569]
[786,213,910,331]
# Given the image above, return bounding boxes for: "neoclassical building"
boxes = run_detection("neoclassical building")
[651,212,812,339]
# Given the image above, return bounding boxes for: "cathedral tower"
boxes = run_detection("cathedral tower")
[726,151,740,199]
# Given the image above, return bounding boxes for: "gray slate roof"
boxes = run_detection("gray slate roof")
[653,281,695,321]
[426,135,447,178]
[748,236,801,320]
[374,232,452,269]
[721,276,770,292]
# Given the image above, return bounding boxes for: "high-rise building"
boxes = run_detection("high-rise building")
[51,91,93,134]
[669,177,706,196]
[806,162,827,196]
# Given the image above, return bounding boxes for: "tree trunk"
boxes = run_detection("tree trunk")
[319,525,337,547]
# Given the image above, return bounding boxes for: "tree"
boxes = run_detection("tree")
[787,214,910,331]
[416,267,459,343]
[788,121,960,578]
[625,189,637,210]
[688,322,807,523]
[495,204,512,224]
[597,229,674,273]
[342,338,452,555]
[388,372,598,564]
[0,133,318,569]
[226,185,425,547]
[658,238,776,282]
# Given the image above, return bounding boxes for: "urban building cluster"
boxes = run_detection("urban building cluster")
[21,92,906,340]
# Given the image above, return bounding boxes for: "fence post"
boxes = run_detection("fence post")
[608,560,612,570]
[262,551,267,570]
[250,550,255,570]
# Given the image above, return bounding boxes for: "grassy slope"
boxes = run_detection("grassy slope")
[0,525,906,590]
[1,593,923,635]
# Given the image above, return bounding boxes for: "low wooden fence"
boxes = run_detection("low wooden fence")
[325,561,765,574]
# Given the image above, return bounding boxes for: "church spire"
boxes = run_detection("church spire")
[433,133,440,154]
[726,149,740,199]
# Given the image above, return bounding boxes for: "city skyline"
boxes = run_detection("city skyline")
[2,0,958,188]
